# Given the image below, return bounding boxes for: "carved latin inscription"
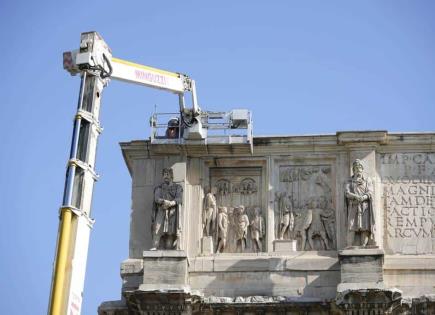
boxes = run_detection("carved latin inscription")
[381,153,435,254]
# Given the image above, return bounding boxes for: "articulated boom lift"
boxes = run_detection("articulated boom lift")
[49,31,252,315]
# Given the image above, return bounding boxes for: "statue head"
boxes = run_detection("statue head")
[352,159,364,177]
[162,168,174,184]
[308,198,317,208]
[319,196,329,209]
[254,207,261,217]
[236,205,245,215]
[219,206,227,214]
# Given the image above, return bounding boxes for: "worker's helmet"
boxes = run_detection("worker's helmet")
[166,117,180,139]
[167,117,179,127]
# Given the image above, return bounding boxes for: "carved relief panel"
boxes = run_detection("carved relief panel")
[209,167,264,253]
[276,165,336,251]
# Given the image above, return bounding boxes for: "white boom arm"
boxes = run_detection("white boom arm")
[111,58,186,93]
[63,38,200,115]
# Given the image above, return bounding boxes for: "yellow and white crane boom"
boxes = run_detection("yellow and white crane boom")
[48,31,252,315]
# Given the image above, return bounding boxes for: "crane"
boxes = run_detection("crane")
[48,31,252,315]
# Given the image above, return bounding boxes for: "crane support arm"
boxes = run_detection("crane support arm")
[63,31,199,115]
[63,32,195,95]
[111,57,188,94]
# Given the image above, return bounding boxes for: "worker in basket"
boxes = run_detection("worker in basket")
[165,117,182,139]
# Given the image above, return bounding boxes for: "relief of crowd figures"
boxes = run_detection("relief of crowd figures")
[276,165,336,251]
[203,176,265,253]
[215,178,258,196]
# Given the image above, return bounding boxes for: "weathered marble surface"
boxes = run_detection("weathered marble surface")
[200,236,213,255]
[380,152,435,255]
[273,239,297,252]
[338,248,384,285]
[276,164,337,250]
[98,131,435,314]
[141,250,189,289]
[98,294,435,315]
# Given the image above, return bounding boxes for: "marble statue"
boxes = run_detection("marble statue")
[216,180,230,196]
[203,187,217,237]
[305,199,330,250]
[234,205,249,252]
[216,206,228,253]
[250,207,265,252]
[151,168,183,250]
[278,192,295,240]
[345,159,375,247]
[319,196,336,249]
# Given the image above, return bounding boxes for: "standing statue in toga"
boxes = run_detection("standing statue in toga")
[203,187,217,237]
[151,168,183,250]
[345,159,375,247]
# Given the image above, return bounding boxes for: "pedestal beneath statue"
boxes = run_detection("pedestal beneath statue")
[201,236,213,255]
[336,247,402,314]
[141,250,189,290]
[273,239,297,252]
[119,250,200,315]
[338,247,384,289]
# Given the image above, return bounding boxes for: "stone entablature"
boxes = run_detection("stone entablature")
[99,131,435,314]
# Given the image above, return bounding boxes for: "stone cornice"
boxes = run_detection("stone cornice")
[119,131,435,173]
[336,130,388,145]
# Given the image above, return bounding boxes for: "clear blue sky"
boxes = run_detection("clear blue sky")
[1,1,434,314]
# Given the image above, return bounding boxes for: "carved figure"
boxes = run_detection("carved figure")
[151,168,183,250]
[319,196,336,249]
[315,168,332,196]
[278,192,295,240]
[240,178,257,194]
[246,182,253,194]
[203,188,217,237]
[293,211,308,250]
[216,180,230,196]
[345,159,375,247]
[216,206,228,253]
[234,205,249,252]
[250,207,265,252]
[232,183,240,193]
[305,199,330,250]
